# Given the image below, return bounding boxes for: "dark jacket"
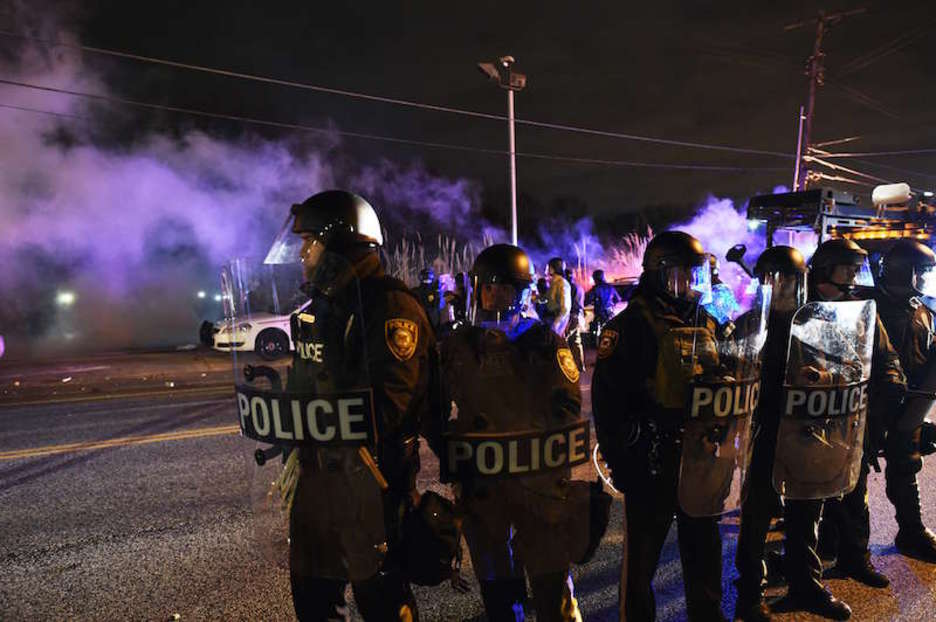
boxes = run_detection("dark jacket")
[586,283,623,323]
[591,280,714,484]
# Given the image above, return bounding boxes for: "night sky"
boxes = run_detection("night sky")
[8,0,936,233]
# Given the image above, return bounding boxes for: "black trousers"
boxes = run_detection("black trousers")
[622,484,724,621]
[819,461,871,567]
[290,570,417,622]
[735,446,825,603]
[885,427,925,532]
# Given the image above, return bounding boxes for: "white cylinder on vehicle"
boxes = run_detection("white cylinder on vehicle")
[872,182,912,207]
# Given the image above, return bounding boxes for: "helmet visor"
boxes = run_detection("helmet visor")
[264,215,304,265]
[662,260,712,303]
[827,259,875,289]
[468,278,531,332]
[759,271,807,313]
[914,265,936,298]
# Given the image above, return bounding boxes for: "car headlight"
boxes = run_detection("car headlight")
[236,323,252,332]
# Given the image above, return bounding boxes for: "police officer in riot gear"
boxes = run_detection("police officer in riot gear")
[276,190,434,621]
[431,244,586,622]
[734,246,852,621]
[811,238,906,589]
[875,239,936,561]
[412,267,444,335]
[593,231,727,621]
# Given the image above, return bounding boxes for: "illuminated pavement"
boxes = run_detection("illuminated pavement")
[2,352,936,620]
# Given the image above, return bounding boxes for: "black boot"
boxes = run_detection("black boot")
[734,597,771,622]
[896,527,936,563]
[787,587,851,620]
[835,556,889,588]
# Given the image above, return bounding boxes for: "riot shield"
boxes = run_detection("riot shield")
[224,253,387,582]
[438,323,595,593]
[772,300,875,500]
[677,281,769,517]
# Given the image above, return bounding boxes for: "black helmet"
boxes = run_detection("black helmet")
[547,257,566,276]
[754,246,807,278]
[755,246,807,312]
[471,244,534,289]
[809,237,873,294]
[592,269,606,284]
[290,190,383,249]
[470,244,535,326]
[809,238,867,270]
[643,231,706,270]
[880,239,936,294]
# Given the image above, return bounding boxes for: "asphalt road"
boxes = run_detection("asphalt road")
[3,357,936,620]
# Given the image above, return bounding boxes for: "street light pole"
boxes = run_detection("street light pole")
[506,86,518,246]
[478,55,526,246]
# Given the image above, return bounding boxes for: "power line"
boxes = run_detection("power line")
[0,29,794,159]
[813,148,936,158]
[0,88,787,173]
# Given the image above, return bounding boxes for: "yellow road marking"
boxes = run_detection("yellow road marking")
[0,424,241,461]
[0,385,233,408]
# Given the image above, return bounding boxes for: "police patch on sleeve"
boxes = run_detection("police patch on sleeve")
[557,348,580,383]
[597,329,619,359]
[385,318,418,361]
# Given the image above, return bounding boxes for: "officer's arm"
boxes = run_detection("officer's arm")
[368,293,434,440]
[871,315,907,436]
[592,312,652,468]
[545,330,582,421]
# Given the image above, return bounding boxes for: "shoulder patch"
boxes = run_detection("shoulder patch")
[557,348,580,383]
[385,318,418,361]
[597,329,619,359]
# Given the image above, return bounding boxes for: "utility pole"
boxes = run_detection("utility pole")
[478,56,527,246]
[786,7,866,190]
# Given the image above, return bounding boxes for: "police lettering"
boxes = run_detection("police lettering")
[444,421,590,479]
[236,386,375,445]
[297,341,325,362]
[690,380,761,419]
[784,382,869,418]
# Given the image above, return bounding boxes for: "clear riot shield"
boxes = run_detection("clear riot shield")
[224,253,387,582]
[772,300,876,500]
[438,324,595,589]
[677,282,770,517]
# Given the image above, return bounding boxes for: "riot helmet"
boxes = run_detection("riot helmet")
[754,245,807,313]
[468,244,535,333]
[547,257,566,277]
[642,231,711,303]
[419,268,436,285]
[592,269,606,285]
[880,239,936,298]
[265,190,383,285]
[809,238,874,298]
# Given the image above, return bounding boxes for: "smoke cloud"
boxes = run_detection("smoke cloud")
[0,23,491,356]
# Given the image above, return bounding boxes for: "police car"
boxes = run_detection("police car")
[212,307,303,360]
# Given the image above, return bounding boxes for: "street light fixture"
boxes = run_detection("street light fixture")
[477,55,526,246]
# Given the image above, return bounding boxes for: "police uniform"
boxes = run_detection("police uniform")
[288,252,434,621]
[875,285,936,557]
[735,308,835,616]
[438,320,583,621]
[592,279,726,621]
[800,238,906,589]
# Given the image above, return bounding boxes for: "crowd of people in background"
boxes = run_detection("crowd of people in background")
[410,256,623,372]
